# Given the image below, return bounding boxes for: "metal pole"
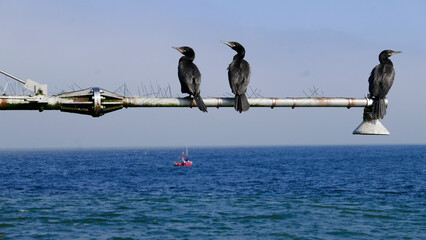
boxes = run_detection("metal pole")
[0,69,26,84]
[123,97,377,108]
[0,96,384,110]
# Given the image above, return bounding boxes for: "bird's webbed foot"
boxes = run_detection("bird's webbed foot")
[185,95,194,108]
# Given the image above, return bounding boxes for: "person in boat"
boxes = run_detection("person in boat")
[181,152,187,164]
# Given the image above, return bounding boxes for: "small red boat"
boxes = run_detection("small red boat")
[174,147,192,167]
[174,161,193,167]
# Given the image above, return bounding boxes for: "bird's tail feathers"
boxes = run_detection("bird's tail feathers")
[372,98,386,119]
[194,94,208,113]
[234,93,250,113]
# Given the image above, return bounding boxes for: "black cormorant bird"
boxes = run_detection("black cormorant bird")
[368,50,401,119]
[173,46,207,112]
[222,40,251,113]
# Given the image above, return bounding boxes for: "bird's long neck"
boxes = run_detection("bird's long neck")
[233,49,245,61]
[180,55,194,62]
[379,55,393,66]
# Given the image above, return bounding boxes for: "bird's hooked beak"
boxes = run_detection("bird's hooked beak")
[390,51,402,56]
[221,40,235,48]
[172,46,185,53]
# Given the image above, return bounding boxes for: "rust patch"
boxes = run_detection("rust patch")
[317,98,332,106]
[0,99,7,109]
[217,98,222,108]
[73,97,90,102]
[347,98,353,109]
[271,98,277,109]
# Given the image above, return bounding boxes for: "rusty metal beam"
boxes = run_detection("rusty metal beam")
[0,67,392,135]
[0,96,383,111]
[0,93,390,135]
[122,97,379,108]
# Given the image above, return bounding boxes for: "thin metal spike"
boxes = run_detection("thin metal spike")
[2,81,9,95]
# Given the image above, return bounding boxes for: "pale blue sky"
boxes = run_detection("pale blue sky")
[0,0,425,149]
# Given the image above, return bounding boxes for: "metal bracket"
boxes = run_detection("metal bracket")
[353,106,390,135]
[0,70,47,95]
[58,87,123,117]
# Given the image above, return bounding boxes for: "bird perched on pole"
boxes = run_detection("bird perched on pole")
[222,40,251,113]
[368,50,401,119]
[173,46,207,112]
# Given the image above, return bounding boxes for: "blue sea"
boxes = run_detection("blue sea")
[0,145,425,239]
